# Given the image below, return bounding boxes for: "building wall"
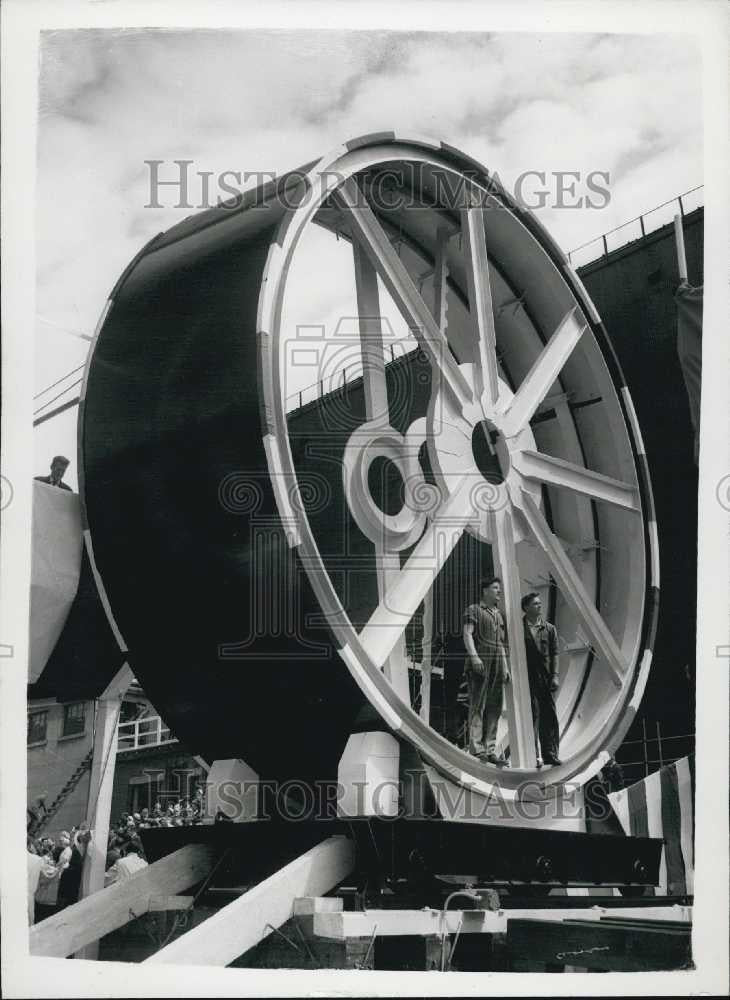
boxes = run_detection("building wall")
[110,743,204,821]
[27,698,94,839]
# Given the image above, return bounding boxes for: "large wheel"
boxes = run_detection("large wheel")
[80,133,658,798]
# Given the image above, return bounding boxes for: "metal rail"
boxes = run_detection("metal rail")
[567,186,703,267]
[117,715,177,752]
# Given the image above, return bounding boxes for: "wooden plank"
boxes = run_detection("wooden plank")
[30,844,215,958]
[311,904,691,940]
[145,836,355,966]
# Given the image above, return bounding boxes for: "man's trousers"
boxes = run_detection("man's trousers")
[466,662,504,756]
[529,666,559,760]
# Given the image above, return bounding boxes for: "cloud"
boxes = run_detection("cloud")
[34,27,703,463]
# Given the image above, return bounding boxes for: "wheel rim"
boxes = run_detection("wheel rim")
[258,135,657,798]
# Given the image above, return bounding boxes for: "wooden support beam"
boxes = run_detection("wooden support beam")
[30,844,215,958]
[311,904,691,940]
[76,662,135,959]
[145,836,355,966]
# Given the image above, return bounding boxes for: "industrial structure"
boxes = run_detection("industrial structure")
[28,134,699,972]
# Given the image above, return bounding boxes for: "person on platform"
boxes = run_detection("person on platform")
[34,455,72,491]
[462,577,510,766]
[521,591,561,766]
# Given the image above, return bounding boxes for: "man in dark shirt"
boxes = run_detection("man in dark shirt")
[462,577,510,765]
[522,591,561,766]
[35,455,72,491]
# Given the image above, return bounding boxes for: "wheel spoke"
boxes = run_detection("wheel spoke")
[351,243,410,699]
[353,242,389,425]
[516,489,628,688]
[461,204,500,409]
[500,307,587,439]
[432,226,450,336]
[513,449,640,512]
[334,177,473,414]
[489,505,536,768]
[358,477,475,668]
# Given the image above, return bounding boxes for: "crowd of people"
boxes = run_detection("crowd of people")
[110,787,207,834]
[27,824,92,923]
[27,790,210,924]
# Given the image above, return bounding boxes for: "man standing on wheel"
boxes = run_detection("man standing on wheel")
[522,591,561,766]
[462,577,510,765]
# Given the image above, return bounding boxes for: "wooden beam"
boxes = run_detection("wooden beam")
[99,661,134,700]
[145,836,355,966]
[30,844,215,958]
[76,663,134,959]
[311,904,692,940]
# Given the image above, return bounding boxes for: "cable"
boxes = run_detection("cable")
[34,363,86,401]
[37,315,92,342]
[33,397,81,428]
[33,378,83,416]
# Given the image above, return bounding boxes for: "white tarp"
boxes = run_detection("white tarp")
[29,481,83,683]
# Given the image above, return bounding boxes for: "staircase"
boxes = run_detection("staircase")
[30,748,94,836]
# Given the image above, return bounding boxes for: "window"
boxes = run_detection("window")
[62,702,86,737]
[27,711,48,745]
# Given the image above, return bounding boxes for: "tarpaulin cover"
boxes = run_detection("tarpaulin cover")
[29,482,83,683]
[609,756,694,897]
[675,280,703,465]
[28,481,125,699]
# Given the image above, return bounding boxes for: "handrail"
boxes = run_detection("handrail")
[117,714,177,752]
[568,185,703,266]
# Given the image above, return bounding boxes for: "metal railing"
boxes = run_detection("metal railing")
[615,719,694,782]
[568,186,703,268]
[117,715,178,752]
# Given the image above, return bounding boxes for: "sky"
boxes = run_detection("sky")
[34,28,703,490]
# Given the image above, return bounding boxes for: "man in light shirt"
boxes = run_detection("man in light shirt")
[105,839,148,886]
[462,577,511,765]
